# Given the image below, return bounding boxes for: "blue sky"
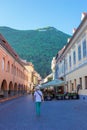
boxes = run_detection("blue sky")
[0,0,87,35]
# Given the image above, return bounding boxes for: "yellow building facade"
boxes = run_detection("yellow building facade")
[22,61,41,91]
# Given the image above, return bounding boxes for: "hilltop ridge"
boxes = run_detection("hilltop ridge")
[0,26,71,78]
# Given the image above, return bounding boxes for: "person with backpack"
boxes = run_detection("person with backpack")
[33,85,44,116]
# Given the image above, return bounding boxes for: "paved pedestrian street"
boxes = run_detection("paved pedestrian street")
[0,95,87,130]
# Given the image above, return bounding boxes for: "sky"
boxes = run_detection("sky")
[0,0,87,35]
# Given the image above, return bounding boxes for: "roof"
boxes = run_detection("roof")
[0,34,18,58]
[0,34,24,68]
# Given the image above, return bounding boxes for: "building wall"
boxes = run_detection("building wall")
[0,35,30,97]
[23,64,41,90]
[65,63,87,93]
[64,20,87,97]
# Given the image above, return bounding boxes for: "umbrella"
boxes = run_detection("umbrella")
[41,79,65,88]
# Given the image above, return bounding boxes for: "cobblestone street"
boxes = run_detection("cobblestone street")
[0,95,87,130]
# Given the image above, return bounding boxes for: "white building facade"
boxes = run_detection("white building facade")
[55,13,87,100]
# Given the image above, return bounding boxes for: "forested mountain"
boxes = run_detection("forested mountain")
[0,26,71,78]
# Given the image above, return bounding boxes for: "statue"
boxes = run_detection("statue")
[51,57,56,79]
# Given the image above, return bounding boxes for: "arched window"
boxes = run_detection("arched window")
[7,61,10,72]
[78,45,81,61]
[2,57,5,71]
[17,68,18,76]
[14,66,16,75]
[11,64,13,74]
[82,39,86,58]
[69,55,71,67]
[73,51,76,64]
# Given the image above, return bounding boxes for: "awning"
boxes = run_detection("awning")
[41,79,65,88]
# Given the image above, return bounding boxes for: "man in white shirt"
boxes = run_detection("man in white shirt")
[34,85,44,116]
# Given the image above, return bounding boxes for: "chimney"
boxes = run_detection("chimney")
[81,12,87,21]
[72,28,76,34]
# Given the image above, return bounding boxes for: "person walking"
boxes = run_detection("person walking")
[33,85,44,116]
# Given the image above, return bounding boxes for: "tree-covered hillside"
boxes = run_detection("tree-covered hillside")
[0,26,71,78]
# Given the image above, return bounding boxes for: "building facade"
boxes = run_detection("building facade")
[55,13,87,100]
[23,61,42,90]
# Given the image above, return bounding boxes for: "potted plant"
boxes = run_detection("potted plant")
[70,93,79,99]
[64,93,70,100]
[56,94,64,100]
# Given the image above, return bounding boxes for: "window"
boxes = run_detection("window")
[62,63,64,73]
[85,76,87,89]
[83,39,86,57]
[72,83,74,91]
[70,80,72,92]
[14,66,16,75]
[73,51,76,64]
[2,58,5,71]
[11,64,13,74]
[79,77,82,89]
[65,58,68,72]
[78,45,81,61]
[7,61,10,72]
[74,79,76,90]
[17,68,18,76]
[66,82,68,92]
[69,55,71,67]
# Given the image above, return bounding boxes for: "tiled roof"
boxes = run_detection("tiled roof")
[0,34,19,59]
[58,46,65,56]
[0,33,25,67]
